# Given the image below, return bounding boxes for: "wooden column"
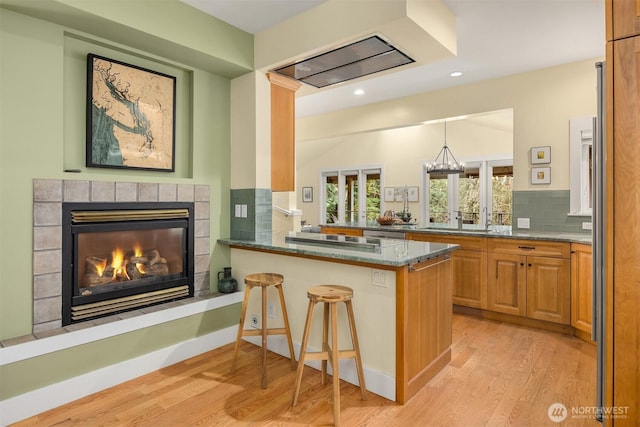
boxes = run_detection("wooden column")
[267,73,301,192]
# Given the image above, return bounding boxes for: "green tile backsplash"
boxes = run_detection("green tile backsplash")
[230,188,272,240]
[512,190,591,234]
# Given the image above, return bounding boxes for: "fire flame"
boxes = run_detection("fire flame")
[111,247,128,280]
[133,243,147,274]
[94,258,107,277]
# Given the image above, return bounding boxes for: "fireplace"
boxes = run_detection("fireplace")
[62,202,194,325]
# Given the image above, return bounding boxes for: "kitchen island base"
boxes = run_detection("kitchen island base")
[225,245,452,404]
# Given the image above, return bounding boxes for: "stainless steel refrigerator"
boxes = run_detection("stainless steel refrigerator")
[593,61,606,423]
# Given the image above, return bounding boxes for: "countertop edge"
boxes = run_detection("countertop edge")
[217,238,459,268]
[318,223,592,244]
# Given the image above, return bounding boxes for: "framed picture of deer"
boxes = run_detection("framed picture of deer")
[86,54,176,171]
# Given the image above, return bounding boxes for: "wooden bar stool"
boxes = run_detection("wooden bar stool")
[291,285,367,426]
[230,273,296,389]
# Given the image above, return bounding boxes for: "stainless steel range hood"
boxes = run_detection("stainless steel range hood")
[272,35,414,88]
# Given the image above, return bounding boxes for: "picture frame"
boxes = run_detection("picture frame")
[407,186,419,202]
[86,54,176,171]
[531,167,551,185]
[302,186,313,203]
[384,187,395,202]
[530,145,551,164]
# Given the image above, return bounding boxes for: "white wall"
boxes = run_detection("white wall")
[297,110,513,226]
[294,58,601,226]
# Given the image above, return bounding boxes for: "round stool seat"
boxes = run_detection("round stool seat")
[245,272,284,287]
[307,285,353,302]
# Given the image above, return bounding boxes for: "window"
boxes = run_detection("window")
[321,167,381,224]
[423,158,512,228]
[489,164,513,225]
[569,117,593,215]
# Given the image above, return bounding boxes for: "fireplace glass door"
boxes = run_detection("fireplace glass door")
[76,226,185,296]
[62,203,194,325]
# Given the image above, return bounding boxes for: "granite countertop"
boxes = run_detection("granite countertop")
[320,222,592,244]
[218,231,459,268]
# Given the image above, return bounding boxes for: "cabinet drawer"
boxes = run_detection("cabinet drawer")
[406,232,487,251]
[320,226,363,236]
[487,238,570,258]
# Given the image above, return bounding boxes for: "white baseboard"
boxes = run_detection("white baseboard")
[243,335,396,401]
[0,326,238,427]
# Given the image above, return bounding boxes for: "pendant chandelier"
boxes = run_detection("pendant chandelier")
[426,121,465,174]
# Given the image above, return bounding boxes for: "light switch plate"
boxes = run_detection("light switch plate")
[517,218,530,229]
[234,204,242,218]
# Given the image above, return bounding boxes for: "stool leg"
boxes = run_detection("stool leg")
[261,285,268,389]
[277,284,297,371]
[231,284,252,373]
[292,299,316,406]
[330,302,341,427]
[345,300,367,401]
[322,302,329,385]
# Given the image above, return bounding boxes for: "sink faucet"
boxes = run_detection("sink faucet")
[483,207,492,231]
[455,210,463,229]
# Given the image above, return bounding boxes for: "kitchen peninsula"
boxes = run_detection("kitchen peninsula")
[218,232,459,403]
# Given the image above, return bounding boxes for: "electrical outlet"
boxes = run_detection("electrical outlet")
[582,222,592,230]
[267,303,275,319]
[250,314,259,328]
[517,217,530,229]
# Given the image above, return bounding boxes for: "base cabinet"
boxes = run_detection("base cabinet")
[487,253,527,316]
[487,239,571,325]
[526,256,571,324]
[406,233,487,309]
[571,243,593,335]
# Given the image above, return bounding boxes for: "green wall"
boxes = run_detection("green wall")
[0,0,251,401]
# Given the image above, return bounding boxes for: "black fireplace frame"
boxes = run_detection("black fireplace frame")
[62,202,195,325]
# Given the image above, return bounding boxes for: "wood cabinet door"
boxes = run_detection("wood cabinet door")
[610,0,640,40]
[268,74,300,192]
[451,249,487,309]
[611,35,640,422]
[571,244,593,334]
[487,253,526,317]
[526,256,571,325]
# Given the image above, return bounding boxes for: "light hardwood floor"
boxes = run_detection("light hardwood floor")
[13,313,599,426]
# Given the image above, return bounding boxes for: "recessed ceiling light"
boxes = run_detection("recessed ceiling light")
[354,89,365,96]
[450,71,463,77]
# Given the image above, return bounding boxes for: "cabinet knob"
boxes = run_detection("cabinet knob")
[528,263,532,267]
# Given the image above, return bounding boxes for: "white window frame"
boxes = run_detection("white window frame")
[319,165,383,224]
[569,117,593,216]
[422,155,512,228]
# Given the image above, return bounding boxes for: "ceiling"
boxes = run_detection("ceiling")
[180,0,605,119]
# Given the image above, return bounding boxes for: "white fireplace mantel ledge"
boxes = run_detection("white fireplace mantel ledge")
[0,291,243,366]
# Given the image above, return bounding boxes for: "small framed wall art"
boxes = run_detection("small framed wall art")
[407,186,419,202]
[384,187,395,202]
[531,167,551,185]
[302,186,313,203]
[530,146,551,164]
